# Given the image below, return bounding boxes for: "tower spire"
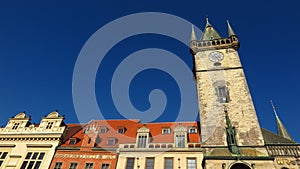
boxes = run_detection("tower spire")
[200,18,221,41]
[270,100,293,141]
[190,25,197,41]
[227,20,236,37]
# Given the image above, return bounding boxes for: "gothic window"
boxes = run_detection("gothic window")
[84,163,94,169]
[137,135,147,148]
[162,128,171,134]
[145,157,155,169]
[187,158,196,169]
[101,163,110,169]
[0,152,8,167]
[12,123,20,130]
[125,158,135,169]
[46,122,54,129]
[217,86,229,103]
[69,163,78,169]
[53,162,63,169]
[175,134,185,148]
[20,152,45,169]
[164,158,173,169]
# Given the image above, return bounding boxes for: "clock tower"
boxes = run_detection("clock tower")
[190,19,274,168]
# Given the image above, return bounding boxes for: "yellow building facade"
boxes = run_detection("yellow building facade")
[0,111,66,169]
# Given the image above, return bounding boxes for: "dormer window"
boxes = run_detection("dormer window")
[12,123,20,130]
[175,134,185,148]
[137,135,147,148]
[174,125,187,148]
[162,128,171,134]
[118,126,126,134]
[69,138,77,145]
[99,126,108,133]
[188,127,197,134]
[107,137,117,146]
[136,126,150,148]
[46,122,54,129]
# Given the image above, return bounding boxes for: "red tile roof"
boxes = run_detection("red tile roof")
[60,120,200,148]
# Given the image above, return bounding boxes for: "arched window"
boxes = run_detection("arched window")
[230,163,251,169]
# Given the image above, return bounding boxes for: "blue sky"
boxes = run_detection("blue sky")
[0,1,299,142]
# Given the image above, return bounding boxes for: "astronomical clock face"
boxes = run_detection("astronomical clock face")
[208,51,224,62]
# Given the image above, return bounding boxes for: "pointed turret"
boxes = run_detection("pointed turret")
[190,25,197,41]
[200,18,221,41]
[270,100,293,141]
[227,20,236,37]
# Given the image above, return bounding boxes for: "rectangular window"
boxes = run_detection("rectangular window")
[69,138,77,145]
[164,158,173,169]
[187,158,196,169]
[46,122,54,129]
[175,135,185,148]
[21,152,45,169]
[145,157,154,169]
[125,158,135,169]
[217,86,229,103]
[85,163,94,169]
[0,152,8,167]
[69,163,78,169]
[12,123,20,130]
[137,135,147,148]
[162,128,171,134]
[101,163,110,169]
[188,127,197,134]
[54,162,63,169]
[99,126,108,133]
[118,127,126,134]
[107,138,116,146]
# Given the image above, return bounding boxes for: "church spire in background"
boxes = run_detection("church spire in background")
[200,18,221,41]
[227,20,236,37]
[270,100,293,141]
[190,25,197,41]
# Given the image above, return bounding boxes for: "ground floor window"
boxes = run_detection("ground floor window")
[126,158,135,169]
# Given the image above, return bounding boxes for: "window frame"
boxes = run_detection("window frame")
[187,158,197,169]
[99,126,108,133]
[46,122,54,129]
[117,127,126,134]
[175,134,185,148]
[21,152,45,169]
[101,163,110,169]
[188,127,197,134]
[12,122,20,130]
[145,157,155,169]
[0,152,8,167]
[69,138,77,145]
[69,162,78,169]
[53,162,63,169]
[125,157,135,169]
[162,128,171,134]
[107,137,116,146]
[164,157,173,169]
[216,86,229,103]
[137,135,147,148]
[84,163,94,169]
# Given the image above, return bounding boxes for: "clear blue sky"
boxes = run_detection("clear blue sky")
[0,1,299,142]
